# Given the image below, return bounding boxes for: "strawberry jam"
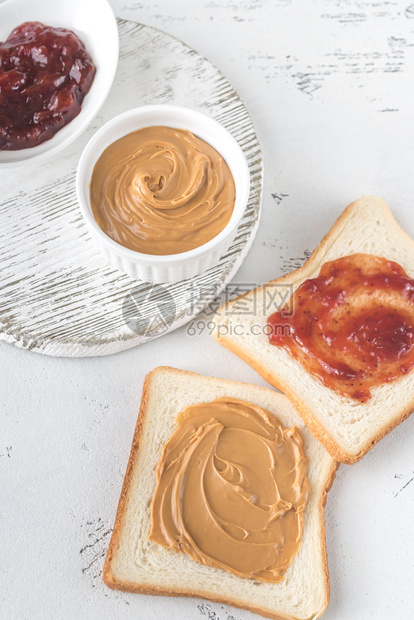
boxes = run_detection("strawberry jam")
[267,254,414,401]
[0,21,96,150]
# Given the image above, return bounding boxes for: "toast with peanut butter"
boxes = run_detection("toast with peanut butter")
[103,367,337,620]
[212,196,414,464]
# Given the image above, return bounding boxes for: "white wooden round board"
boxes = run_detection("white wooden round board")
[0,19,263,357]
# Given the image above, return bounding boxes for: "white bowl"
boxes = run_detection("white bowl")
[76,105,251,283]
[0,0,119,168]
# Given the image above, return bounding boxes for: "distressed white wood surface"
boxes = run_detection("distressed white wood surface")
[2,2,414,620]
[0,19,262,357]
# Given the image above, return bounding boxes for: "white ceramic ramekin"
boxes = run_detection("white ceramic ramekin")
[76,105,250,283]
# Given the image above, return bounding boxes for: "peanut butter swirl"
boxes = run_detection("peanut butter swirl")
[149,398,310,583]
[89,126,236,255]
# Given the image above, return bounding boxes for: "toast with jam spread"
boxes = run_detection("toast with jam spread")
[212,197,414,463]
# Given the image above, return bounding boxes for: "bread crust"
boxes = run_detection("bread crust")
[103,366,338,620]
[215,334,414,464]
[213,197,414,464]
[102,368,151,586]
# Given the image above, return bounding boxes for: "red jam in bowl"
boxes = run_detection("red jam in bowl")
[267,253,414,402]
[0,21,96,150]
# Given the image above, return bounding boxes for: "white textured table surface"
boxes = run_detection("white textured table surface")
[2,1,414,619]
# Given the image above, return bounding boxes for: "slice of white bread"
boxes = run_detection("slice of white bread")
[103,366,337,620]
[212,196,414,464]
